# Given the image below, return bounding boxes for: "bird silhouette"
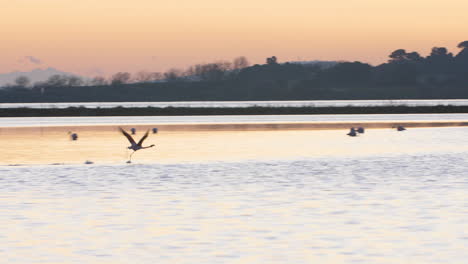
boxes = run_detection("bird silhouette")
[347,127,357,137]
[397,125,406,131]
[119,127,155,163]
[68,131,78,141]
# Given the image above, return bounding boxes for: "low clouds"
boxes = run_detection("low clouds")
[25,56,43,65]
[17,56,44,66]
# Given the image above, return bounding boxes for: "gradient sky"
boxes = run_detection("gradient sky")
[1,0,467,76]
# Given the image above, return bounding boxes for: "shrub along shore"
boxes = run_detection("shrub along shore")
[1,105,468,117]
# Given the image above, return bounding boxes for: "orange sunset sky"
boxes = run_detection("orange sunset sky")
[1,0,467,76]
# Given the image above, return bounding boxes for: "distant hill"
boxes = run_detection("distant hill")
[0,68,82,87]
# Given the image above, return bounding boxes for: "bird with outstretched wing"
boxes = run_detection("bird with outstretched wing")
[119,127,155,162]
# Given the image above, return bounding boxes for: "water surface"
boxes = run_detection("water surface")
[1,153,467,263]
[2,113,468,127]
[1,118,467,263]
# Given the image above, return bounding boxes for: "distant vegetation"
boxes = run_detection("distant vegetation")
[2,41,468,102]
[2,105,468,117]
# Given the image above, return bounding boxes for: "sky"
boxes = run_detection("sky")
[1,0,467,76]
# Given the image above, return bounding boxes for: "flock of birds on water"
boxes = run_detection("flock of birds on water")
[346,125,406,137]
[68,125,406,164]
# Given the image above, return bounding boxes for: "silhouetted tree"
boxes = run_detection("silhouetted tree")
[430,47,450,57]
[406,52,423,62]
[232,56,250,69]
[45,75,68,87]
[456,40,468,60]
[454,41,468,76]
[67,76,84,87]
[164,68,183,81]
[389,49,407,62]
[190,61,232,81]
[134,71,153,83]
[14,76,30,88]
[133,71,162,83]
[266,56,278,65]
[424,47,454,74]
[457,41,468,49]
[389,49,422,63]
[111,72,131,85]
[90,76,108,86]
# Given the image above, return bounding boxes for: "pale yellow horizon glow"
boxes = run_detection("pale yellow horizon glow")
[1,0,467,76]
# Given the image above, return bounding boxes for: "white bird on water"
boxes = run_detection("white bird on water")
[119,127,155,163]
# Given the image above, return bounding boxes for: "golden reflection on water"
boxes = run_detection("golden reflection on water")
[0,125,465,165]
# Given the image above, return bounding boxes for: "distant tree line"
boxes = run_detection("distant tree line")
[1,42,468,102]
[2,56,251,89]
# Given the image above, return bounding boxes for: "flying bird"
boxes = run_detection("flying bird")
[119,127,155,163]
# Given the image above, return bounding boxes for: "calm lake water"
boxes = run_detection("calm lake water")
[1,115,467,263]
[2,99,468,109]
[2,113,468,127]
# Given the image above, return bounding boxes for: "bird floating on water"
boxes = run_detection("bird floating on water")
[397,125,406,131]
[152,128,158,134]
[347,127,357,137]
[119,127,155,163]
[130,128,136,135]
[357,127,365,134]
[68,131,78,141]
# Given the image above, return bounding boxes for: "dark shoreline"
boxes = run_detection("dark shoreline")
[1,105,468,117]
